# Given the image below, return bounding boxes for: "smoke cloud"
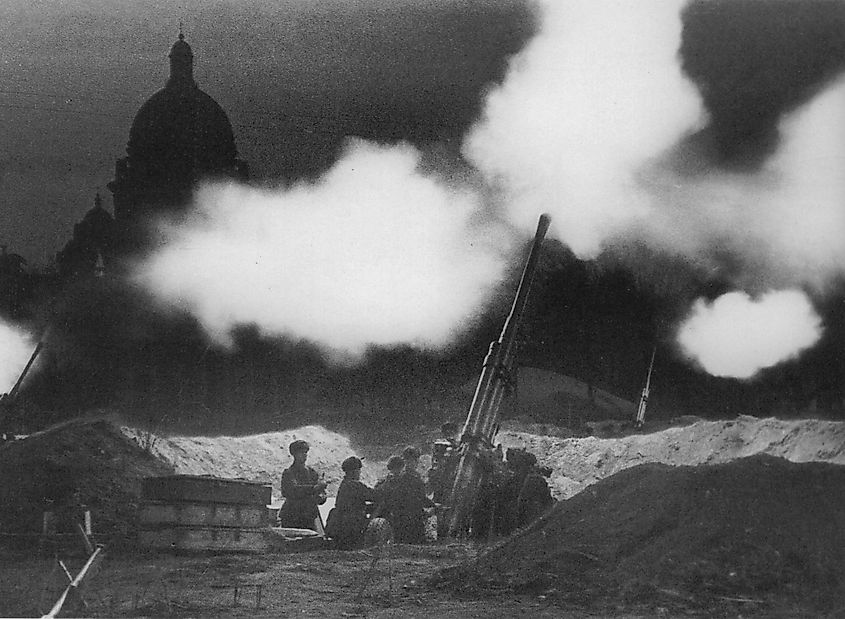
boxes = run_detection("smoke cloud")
[0,319,36,393]
[135,0,844,381]
[676,290,822,379]
[464,0,704,257]
[639,77,845,292]
[134,140,509,361]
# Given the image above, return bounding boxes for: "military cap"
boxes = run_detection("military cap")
[342,456,363,472]
[289,440,310,455]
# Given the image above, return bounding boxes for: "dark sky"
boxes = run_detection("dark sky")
[3,0,845,424]
[1,0,845,259]
[0,0,536,263]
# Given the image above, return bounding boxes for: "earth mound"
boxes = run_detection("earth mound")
[120,424,379,500]
[432,454,845,613]
[498,415,845,500]
[0,420,377,542]
[0,419,172,538]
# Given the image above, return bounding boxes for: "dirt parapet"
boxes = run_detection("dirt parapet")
[432,454,845,613]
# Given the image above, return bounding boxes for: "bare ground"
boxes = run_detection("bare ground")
[0,543,658,619]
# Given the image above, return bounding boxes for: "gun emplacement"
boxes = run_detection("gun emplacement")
[446,214,551,537]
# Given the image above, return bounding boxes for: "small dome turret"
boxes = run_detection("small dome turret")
[168,32,194,87]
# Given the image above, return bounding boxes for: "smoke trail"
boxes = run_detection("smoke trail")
[134,140,509,361]
[677,290,822,379]
[0,319,36,392]
[464,0,704,257]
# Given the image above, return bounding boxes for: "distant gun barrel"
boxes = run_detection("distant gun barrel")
[8,340,44,401]
[447,214,551,537]
[1,336,46,435]
[634,347,656,428]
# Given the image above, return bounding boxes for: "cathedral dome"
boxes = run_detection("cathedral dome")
[110,33,248,233]
[128,86,237,178]
[126,34,238,182]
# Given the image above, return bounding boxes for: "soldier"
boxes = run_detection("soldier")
[469,443,509,539]
[439,421,459,449]
[427,441,454,501]
[517,464,555,527]
[392,446,435,543]
[277,440,327,530]
[325,457,377,549]
[494,448,534,536]
[373,455,405,525]
[428,439,459,539]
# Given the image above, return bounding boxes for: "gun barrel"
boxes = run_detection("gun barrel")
[447,214,551,536]
[8,340,44,400]
[635,347,656,426]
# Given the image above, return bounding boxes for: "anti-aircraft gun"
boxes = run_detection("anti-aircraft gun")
[446,214,551,537]
[0,338,44,439]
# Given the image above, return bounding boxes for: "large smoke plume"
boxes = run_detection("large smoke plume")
[135,0,845,381]
[464,0,704,257]
[134,141,509,361]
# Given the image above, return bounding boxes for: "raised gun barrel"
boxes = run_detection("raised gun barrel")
[446,214,551,537]
[0,337,45,436]
[634,346,656,429]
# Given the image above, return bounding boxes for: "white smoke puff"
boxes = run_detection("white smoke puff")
[636,77,845,291]
[0,319,36,392]
[676,290,822,379]
[134,140,509,361]
[464,0,704,257]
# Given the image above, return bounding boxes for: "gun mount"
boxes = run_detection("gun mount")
[446,214,551,537]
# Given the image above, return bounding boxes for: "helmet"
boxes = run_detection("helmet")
[387,455,405,471]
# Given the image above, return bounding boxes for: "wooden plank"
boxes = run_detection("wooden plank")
[41,546,104,618]
[142,475,272,505]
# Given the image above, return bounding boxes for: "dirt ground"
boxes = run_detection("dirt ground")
[0,543,655,619]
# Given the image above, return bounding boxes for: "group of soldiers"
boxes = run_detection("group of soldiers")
[276,422,555,549]
[427,422,556,539]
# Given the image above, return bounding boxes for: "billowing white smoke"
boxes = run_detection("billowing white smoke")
[677,290,822,379]
[135,141,508,360]
[135,0,840,378]
[642,77,845,291]
[0,319,36,392]
[653,79,845,375]
[464,0,704,257]
[465,0,842,378]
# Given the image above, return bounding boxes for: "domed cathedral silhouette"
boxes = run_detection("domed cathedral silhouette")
[108,31,249,250]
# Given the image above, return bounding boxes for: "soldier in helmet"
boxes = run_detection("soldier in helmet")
[277,440,327,530]
[325,456,377,549]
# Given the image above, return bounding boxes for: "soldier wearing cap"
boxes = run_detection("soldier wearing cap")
[277,440,327,530]
[325,456,377,549]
